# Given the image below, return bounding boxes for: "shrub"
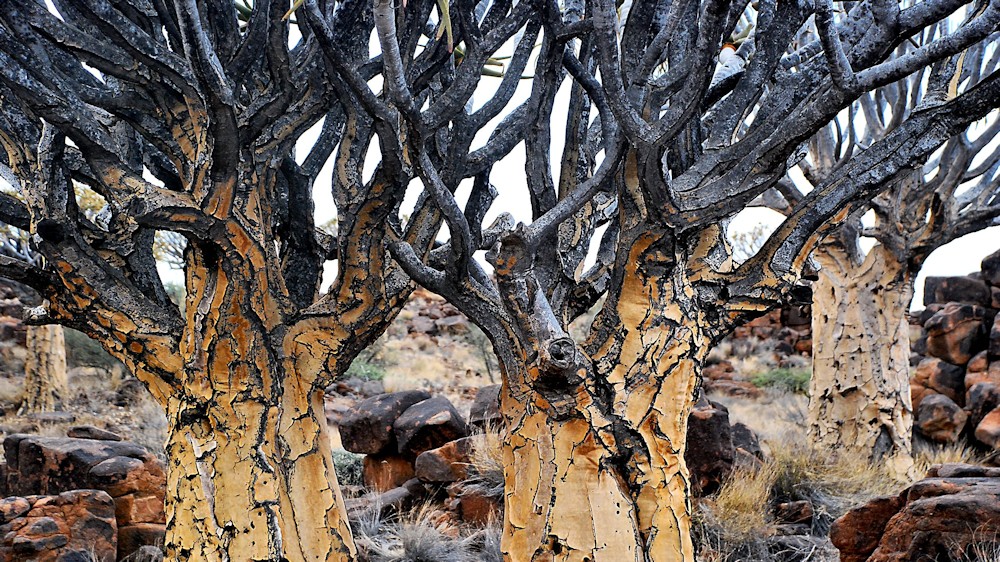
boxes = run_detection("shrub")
[332,449,365,487]
[346,358,387,381]
[64,328,123,371]
[751,368,811,394]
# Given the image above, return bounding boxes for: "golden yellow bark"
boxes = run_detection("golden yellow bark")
[18,324,68,414]
[808,243,915,480]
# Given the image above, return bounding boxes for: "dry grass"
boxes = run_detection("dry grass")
[913,440,982,478]
[464,423,505,500]
[353,501,501,562]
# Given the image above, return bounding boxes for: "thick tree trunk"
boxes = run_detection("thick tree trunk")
[18,324,68,413]
[156,237,356,561]
[495,232,704,562]
[163,384,353,561]
[808,243,915,480]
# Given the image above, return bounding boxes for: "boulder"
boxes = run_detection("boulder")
[983,248,1000,287]
[117,523,165,561]
[917,304,945,325]
[909,382,934,411]
[830,493,907,562]
[3,435,164,499]
[923,276,992,307]
[685,399,735,496]
[703,379,761,398]
[863,474,1000,561]
[468,384,501,428]
[914,393,967,443]
[992,286,1000,309]
[967,382,1000,430]
[974,407,1000,448]
[0,490,117,562]
[362,454,415,492]
[393,396,469,456]
[913,358,966,405]
[66,425,123,441]
[415,436,479,483]
[924,303,991,365]
[338,390,432,454]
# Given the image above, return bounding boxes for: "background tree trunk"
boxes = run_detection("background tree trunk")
[18,324,67,414]
[808,243,915,480]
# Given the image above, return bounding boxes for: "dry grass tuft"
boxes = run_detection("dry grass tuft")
[913,440,982,477]
[353,501,500,562]
[464,423,505,500]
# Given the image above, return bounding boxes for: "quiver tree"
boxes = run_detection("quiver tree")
[384,0,1000,560]
[0,222,68,413]
[0,0,504,557]
[798,39,1000,479]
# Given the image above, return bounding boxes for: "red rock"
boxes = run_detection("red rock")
[458,489,500,525]
[914,358,966,404]
[66,425,123,441]
[775,500,813,524]
[468,384,501,429]
[967,382,1000,430]
[362,454,415,492]
[117,523,165,561]
[393,396,469,456]
[830,493,906,562]
[114,493,165,525]
[914,393,967,443]
[865,477,1000,561]
[685,399,735,496]
[338,391,432,454]
[703,379,761,398]
[909,381,934,411]
[924,303,991,365]
[992,286,1000,309]
[991,314,1000,359]
[967,350,989,374]
[0,490,117,562]
[923,276,992,307]
[415,436,479,483]
[974,407,1000,448]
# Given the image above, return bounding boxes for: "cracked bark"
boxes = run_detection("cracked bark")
[808,242,915,480]
[18,324,68,414]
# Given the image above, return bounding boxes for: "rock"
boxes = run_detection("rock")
[966,350,989,375]
[924,303,991,365]
[992,314,1000,359]
[865,476,1000,562]
[774,500,813,524]
[434,315,469,335]
[409,316,437,335]
[359,380,385,397]
[415,436,479,483]
[992,286,1000,309]
[731,422,763,459]
[983,248,1000,286]
[927,463,1000,478]
[393,396,469,456]
[974,407,1000,448]
[918,304,945,326]
[914,394,967,443]
[0,490,117,562]
[66,425,123,441]
[909,382,934,412]
[967,383,1000,429]
[117,523,165,561]
[703,379,762,398]
[458,488,500,525]
[338,390,432,454]
[685,399,734,496]
[362,454,415,492]
[923,276,992,307]
[913,358,966,405]
[22,412,76,424]
[3,435,164,498]
[468,384,501,428]
[830,493,906,562]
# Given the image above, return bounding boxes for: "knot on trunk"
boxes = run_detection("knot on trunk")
[532,337,587,420]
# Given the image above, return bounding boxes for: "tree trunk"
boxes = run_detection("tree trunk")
[18,324,68,414]
[808,243,915,480]
[157,240,357,561]
[495,231,704,562]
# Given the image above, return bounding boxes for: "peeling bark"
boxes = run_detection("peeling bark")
[18,324,68,414]
[808,242,915,480]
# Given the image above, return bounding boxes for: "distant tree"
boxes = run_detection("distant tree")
[0,219,67,414]
[798,39,1000,479]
